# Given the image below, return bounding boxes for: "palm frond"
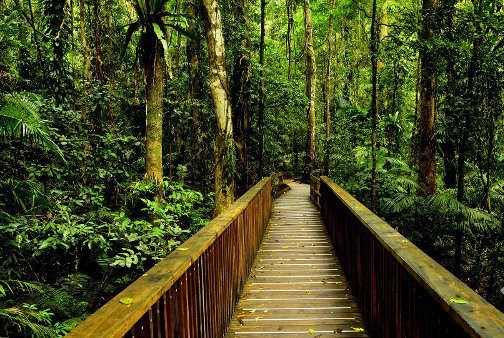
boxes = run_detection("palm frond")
[0,92,65,163]
[166,23,198,40]
[121,22,141,61]
[0,177,50,212]
[428,190,496,232]
[383,193,421,213]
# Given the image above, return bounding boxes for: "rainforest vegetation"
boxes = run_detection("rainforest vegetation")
[0,0,503,335]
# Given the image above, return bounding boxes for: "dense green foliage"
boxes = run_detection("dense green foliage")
[0,0,503,335]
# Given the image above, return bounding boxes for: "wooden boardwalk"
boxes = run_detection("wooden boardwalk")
[226,183,368,337]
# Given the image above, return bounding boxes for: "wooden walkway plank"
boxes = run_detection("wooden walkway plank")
[226,183,368,337]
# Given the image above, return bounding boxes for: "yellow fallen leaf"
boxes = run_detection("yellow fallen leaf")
[352,327,365,332]
[119,297,133,305]
[450,298,469,304]
[308,328,315,334]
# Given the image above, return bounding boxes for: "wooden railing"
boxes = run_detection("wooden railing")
[67,178,272,338]
[309,169,323,208]
[312,175,504,338]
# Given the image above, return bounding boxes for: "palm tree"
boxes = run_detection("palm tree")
[123,0,173,184]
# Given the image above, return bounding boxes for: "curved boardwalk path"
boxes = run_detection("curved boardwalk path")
[226,183,368,337]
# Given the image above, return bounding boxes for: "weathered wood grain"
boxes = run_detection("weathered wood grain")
[226,183,368,338]
[318,176,504,338]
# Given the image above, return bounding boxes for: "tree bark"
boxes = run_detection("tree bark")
[370,0,378,212]
[186,0,203,176]
[93,0,114,126]
[417,0,439,196]
[323,0,334,175]
[201,0,235,216]
[232,0,251,194]
[258,0,266,179]
[302,0,316,182]
[286,0,294,80]
[79,0,90,121]
[143,30,164,184]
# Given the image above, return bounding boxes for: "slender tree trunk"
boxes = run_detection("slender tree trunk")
[93,0,114,126]
[258,0,266,179]
[286,0,294,80]
[143,30,165,184]
[173,0,183,75]
[302,0,316,182]
[483,105,495,211]
[186,1,203,176]
[323,0,334,175]
[232,0,251,194]
[417,0,439,196]
[370,0,378,212]
[201,0,235,216]
[454,1,482,275]
[79,0,90,121]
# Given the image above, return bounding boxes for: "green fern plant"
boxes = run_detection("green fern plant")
[0,279,55,337]
[0,92,65,163]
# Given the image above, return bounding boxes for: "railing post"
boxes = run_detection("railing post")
[66,178,272,338]
[317,176,504,338]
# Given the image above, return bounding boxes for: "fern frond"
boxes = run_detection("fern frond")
[383,193,421,213]
[0,92,65,163]
[0,279,42,297]
[0,306,55,337]
[428,190,496,232]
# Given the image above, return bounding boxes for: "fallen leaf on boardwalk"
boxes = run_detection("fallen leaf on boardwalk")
[177,247,189,251]
[263,310,268,313]
[249,309,256,313]
[352,327,365,332]
[450,298,469,304]
[308,328,315,334]
[119,297,133,305]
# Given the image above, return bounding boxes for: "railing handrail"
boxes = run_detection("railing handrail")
[67,177,272,337]
[317,176,504,337]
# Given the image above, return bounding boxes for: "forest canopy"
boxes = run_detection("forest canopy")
[0,0,503,336]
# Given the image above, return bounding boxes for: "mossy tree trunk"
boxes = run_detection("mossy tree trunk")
[417,0,440,196]
[143,29,164,185]
[201,0,235,216]
[302,0,316,182]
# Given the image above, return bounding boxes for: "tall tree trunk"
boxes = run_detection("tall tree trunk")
[258,0,266,179]
[186,1,203,177]
[302,0,316,182]
[323,0,334,175]
[370,0,378,212]
[143,31,165,184]
[286,0,294,80]
[201,0,235,216]
[232,0,251,194]
[454,0,482,275]
[417,0,439,196]
[93,0,114,126]
[79,0,90,121]
[441,0,457,190]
